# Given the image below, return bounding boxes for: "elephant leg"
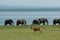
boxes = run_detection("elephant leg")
[4,22,7,26]
[47,21,48,25]
[53,23,56,25]
[5,24,7,26]
[43,22,45,25]
[9,23,12,26]
[59,23,60,25]
[17,23,19,26]
[38,23,40,25]
[22,24,24,26]
[58,23,60,25]
[53,22,56,25]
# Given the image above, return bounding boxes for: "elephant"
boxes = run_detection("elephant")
[4,19,14,26]
[38,18,48,25]
[53,18,60,25]
[16,19,26,26]
[32,19,40,25]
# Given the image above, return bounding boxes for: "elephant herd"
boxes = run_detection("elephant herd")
[4,19,26,26]
[32,18,48,25]
[4,18,60,26]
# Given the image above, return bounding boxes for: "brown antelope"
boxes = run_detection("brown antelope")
[31,26,42,32]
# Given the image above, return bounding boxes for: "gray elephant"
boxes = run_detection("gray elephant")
[32,19,40,25]
[16,19,26,26]
[53,18,60,25]
[38,18,48,25]
[4,19,14,26]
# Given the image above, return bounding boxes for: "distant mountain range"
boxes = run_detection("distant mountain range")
[0,5,60,11]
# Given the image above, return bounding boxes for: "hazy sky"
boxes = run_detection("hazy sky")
[0,0,60,7]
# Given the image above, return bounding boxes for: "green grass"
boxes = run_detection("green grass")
[0,25,60,40]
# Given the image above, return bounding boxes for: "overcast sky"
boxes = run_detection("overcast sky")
[0,0,60,7]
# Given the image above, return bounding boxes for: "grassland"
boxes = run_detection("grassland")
[0,25,60,40]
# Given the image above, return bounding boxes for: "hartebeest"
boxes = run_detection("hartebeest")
[31,26,42,32]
